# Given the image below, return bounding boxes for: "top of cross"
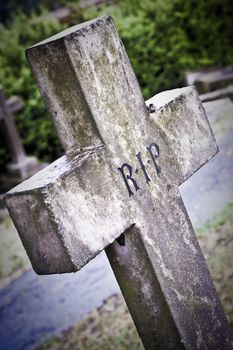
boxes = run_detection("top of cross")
[30,16,107,48]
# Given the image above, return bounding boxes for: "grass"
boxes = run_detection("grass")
[196,202,233,327]
[38,202,233,350]
[0,214,30,287]
[38,293,143,350]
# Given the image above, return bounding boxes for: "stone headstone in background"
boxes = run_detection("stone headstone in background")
[5,16,233,350]
[185,66,233,94]
[200,84,233,103]
[79,0,115,8]
[0,86,45,194]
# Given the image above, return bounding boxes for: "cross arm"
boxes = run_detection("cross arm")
[146,85,218,185]
[0,92,23,120]
[5,146,131,274]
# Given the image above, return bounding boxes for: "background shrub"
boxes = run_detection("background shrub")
[89,0,233,99]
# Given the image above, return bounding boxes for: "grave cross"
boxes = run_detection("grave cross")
[5,16,233,349]
[0,86,44,183]
[0,87,26,171]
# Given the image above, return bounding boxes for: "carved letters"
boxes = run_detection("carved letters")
[118,143,161,197]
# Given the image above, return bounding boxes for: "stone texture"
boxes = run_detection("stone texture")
[195,67,233,93]
[0,95,23,120]
[5,16,233,350]
[106,225,183,349]
[6,146,131,274]
[146,87,218,183]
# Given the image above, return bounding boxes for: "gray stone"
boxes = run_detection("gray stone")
[185,67,217,86]
[5,16,233,349]
[185,66,233,94]
[6,145,131,274]
[79,0,113,8]
[200,84,233,103]
[0,95,23,119]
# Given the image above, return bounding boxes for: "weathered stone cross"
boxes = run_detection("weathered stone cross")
[5,16,233,349]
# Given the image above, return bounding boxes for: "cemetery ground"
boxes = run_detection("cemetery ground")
[0,94,233,349]
[0,214,30,289]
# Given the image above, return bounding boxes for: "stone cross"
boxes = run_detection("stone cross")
[5,16,233,349]
[0,86,44,186]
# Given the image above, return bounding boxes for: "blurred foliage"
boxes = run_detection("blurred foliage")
[0,0,233,171]
[87,0,233,98]
[0,0,69,24]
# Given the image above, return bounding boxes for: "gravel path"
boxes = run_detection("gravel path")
[0,97,232,350]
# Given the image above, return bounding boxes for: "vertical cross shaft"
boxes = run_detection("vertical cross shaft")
[106,225,182,349]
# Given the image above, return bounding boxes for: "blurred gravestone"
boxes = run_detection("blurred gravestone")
[0,86,44,193]
[79,0,115,8]
[200,85,233,103]
[5,16,233,350]
[185,66,233,94]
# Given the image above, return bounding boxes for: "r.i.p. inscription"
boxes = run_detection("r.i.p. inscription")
[118,142,161,196]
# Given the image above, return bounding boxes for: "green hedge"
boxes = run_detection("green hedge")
[90,0,233,98]
[0,0,232,172]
